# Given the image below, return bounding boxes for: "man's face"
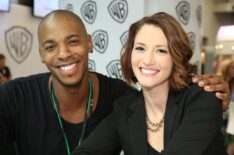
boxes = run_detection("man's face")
[38,15,92,87]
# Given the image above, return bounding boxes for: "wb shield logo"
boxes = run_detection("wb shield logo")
[88,59,96,72]
[106,60,123,79]
[196,5,202,27]
[108,0,128,23]
[92,30,108,54]
[81,1,97,24]
[176,1,190,25]
[65,3,74,12]
[188,32,196,51]
[120,31,128,46]
[5,26,32,64]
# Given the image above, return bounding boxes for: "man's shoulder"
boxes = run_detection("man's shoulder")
[0,72,50,89]
[13,72,50,83]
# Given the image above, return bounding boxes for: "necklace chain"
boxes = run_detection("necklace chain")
[146,115,164,133]
[50,78,93,155]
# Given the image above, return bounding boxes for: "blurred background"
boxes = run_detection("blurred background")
[0,0,233,78]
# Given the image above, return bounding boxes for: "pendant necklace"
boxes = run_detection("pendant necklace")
[146,114,165,133]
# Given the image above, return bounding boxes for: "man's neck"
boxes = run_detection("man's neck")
[51,76,90,111]
[50,75,92,123]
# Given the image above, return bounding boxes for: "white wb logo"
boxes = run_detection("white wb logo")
[120,31,128,46]
[106,60,123,80]
[81,1,97,24]
[5,26,32,64]
[88,59,96,72]
[92,30,108,54]
[176,1,190,25]
[196,5,201,28]
[187,32,196,51]
[108,0,128,23]
[65,3,73,12]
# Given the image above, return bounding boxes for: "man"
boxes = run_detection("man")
[0,10,230,155]
[0,53,11,84]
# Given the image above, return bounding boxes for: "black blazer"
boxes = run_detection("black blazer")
[72,84,226,155]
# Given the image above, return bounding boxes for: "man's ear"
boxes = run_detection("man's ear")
[87,35,93,53]
[39,47,45,63]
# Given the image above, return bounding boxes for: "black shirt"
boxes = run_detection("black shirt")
[0,72,135,155]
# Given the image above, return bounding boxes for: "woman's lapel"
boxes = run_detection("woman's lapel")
[128,94,148,155]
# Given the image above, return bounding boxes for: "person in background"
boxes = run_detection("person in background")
[217,59,234,82]
[0,10,230,155]
[220,59,234,155]
[72,12,226,155]
[218,59,234,103]
[216,59,234,149]
[229,77,234,102]
[0,53,11,84]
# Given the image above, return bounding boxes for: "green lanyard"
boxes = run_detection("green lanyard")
[50,78,93,155]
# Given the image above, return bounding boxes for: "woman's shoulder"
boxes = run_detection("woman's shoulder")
[176,83,221,109]
[112,92,143,114]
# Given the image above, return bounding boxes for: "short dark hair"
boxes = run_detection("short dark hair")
[121,12,197,91]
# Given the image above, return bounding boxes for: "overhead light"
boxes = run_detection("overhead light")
[216,25,234,42]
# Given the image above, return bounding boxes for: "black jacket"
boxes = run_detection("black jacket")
[73,84,226,155]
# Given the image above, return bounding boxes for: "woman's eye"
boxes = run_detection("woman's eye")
[157,49,168,54]
[135,46,144,51]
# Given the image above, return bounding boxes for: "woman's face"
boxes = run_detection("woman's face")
[131,24,172,90]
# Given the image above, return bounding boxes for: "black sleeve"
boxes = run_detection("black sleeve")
[72,111,121,155]
[162,87,224,155]
[0,84,16,146]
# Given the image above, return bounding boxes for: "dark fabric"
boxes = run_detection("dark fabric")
[0,66,11,78]
[0,72,135,155]
[148,143,160,155]
[73,84,227,155]
[0,142,17,155]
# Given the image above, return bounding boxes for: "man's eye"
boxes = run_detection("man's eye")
[69,40,79,45]
[43,45,55,52]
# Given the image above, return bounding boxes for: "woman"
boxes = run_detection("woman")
[72,12,226,155]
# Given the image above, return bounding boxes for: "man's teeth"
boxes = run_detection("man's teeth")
[141,68,157,74]
[60,64,76,71]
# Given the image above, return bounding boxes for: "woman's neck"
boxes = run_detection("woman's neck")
[143,83,169,117]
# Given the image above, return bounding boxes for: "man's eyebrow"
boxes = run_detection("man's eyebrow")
[42,40,55,47]
[66,34,80,40]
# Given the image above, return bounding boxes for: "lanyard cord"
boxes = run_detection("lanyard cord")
[50,78,93,155]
